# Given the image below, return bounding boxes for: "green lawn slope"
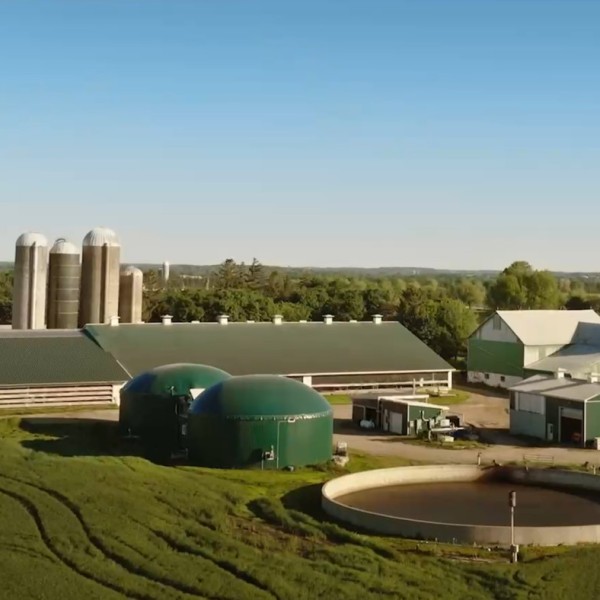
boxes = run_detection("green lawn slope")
[0,417,599,599]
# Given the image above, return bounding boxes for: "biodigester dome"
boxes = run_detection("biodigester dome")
[187,375,333,469]
[119,363,231,460]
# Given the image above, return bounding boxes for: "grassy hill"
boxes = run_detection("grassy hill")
[1,417,600,599]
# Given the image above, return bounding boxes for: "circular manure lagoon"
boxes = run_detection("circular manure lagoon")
[322,465,600,546]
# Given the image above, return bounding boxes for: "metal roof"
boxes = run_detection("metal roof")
[0,331,128,387]
[189,375,332,419]
[50,238,79,255]
[16,232,48,247]
[82,227,120,247]
[84,321,453,378]
[526,344,600,375]
[121,363,231,397]
[509,374,600,402]
[496,310,600,346]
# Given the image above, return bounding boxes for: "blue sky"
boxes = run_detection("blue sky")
[1,1,598,270]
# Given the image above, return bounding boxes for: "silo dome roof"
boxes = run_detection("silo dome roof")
[83,227,120,247]
[121,363,231,398]
[16,232,48,247]
[50,238,79,254]
[121,265,143,276]
[189,375,333,419]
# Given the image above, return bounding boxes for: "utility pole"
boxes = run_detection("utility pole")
[509,490,518,563]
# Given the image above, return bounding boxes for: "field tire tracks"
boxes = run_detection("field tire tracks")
[0,474,218,600]
[0,485,141,600]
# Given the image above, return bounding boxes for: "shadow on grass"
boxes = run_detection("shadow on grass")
[18,418,143,458]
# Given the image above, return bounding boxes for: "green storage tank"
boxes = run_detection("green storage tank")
[119,363,231,461]
[187,375,333,469]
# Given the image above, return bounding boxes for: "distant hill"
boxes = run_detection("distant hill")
[2,259,599,279]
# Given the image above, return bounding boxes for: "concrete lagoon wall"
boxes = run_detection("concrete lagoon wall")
[322,465,600,547]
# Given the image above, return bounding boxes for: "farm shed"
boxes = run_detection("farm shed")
[85,315,454,393]
[467,310,600,388]
[509,372,600,447]
[352,395,448,436]
[187,375,333,469]
[0,330,128,409]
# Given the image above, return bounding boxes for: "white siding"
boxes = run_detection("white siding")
[467,371,522,389]
[523,345,564,366]
[474,315,519,343]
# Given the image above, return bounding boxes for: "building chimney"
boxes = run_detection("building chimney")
[273,314,283,325]
[588,373,599,384]
[373,314,383,325]
[555,368,566,380]
[217,314,229,325]
[161,315,173,326]
[109,315,119,327]
[323,314,334,325]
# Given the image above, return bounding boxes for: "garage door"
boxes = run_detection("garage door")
[389,411,404,435]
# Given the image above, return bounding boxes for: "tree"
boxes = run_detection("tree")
[0,271,12,325]
[454,278,486,308]
[434,298,477,360]
[215,259,243,289]
[487,261,561,310]
[246,258,265,290]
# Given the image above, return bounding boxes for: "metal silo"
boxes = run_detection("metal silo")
[47,238,80,329]
[12,232,49,330]
[78,227,121,326]
[119,266,143,323]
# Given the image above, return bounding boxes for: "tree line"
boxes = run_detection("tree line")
[0,259,599,362]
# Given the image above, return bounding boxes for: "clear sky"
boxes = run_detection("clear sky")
[1,1,598,270]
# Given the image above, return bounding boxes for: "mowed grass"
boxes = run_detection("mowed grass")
[1,419,600,599]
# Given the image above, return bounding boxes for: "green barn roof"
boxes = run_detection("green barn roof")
[122,363,231,397]
[189,375,332,419]
[0,330,128,387]
[84,321,452,378]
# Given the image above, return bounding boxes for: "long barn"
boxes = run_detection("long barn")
[84,315,454,393]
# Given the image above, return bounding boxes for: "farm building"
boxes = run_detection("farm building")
[187,375,333,469]
[84,315,454,393]
[467,310,600,388]
[119,363,231,459]
[351,394,449,436]
[0,329,127,409]
[509,372,600,447]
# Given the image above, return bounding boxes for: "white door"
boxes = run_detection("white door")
[389,412,404,434]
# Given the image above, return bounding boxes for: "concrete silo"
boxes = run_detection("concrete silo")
[119,266,143,323]
[47,238,80,329]
[12,232,49,330]
[78,228,121,326]
[162,261,170,285]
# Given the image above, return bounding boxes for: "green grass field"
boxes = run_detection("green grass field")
[1,417,600,599]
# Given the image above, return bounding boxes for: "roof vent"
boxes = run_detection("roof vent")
[217,314,229,325]
[373,314,383,325]
[349,319,357,323]
[323,314,334,325]
[246,320,255,324]
[191,320,200,324]
[162,315,173,326]
[555,368,566,380]
[273,314,283,325]
[588,373,599,384]
[109,315,120,327]
[299,320,308,323]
